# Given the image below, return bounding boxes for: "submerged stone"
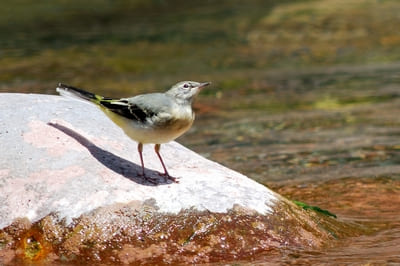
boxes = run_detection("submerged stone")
[0,93,348,264]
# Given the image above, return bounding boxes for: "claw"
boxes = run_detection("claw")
[158,172,180,183]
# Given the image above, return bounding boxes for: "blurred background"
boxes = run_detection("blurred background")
[1,0,400,263]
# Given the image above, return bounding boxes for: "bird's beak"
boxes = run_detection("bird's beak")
[198,82,211,89]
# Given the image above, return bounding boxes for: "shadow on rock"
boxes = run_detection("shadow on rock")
[48,122,171,186]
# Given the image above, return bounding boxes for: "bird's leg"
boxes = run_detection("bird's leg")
[154,144,169,175]
[137,143,145,176]
[137,142,158,184]
[154,144,179,183]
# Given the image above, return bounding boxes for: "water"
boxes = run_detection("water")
[180,67,400,264]
[268,177,400,264]
[1,0,400,264]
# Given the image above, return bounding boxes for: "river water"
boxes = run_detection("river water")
[179,66,400,264]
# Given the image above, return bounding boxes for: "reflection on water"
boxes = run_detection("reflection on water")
[1,0,400,264]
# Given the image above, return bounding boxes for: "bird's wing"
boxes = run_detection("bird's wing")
[99,93,174,124]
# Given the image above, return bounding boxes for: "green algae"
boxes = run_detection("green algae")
[23,236,42,260]
[293,201,337,219]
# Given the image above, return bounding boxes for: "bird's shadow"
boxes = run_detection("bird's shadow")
[48,122,170,186]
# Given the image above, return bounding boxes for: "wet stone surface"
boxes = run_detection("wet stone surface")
[0,201,359,265]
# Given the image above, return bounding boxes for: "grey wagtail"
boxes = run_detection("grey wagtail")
[56,81,210,183]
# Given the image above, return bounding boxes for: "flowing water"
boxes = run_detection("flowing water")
[180,67,400,264]
[1,0,400,264]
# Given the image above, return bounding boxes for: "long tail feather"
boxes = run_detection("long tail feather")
[56,83,103,104]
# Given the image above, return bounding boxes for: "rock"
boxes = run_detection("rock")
[0,93,346,264]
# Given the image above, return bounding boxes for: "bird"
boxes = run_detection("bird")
[56,81,210,183]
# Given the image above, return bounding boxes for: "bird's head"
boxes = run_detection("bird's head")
[166,81,210,104]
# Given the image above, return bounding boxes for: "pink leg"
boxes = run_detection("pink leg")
[137,142,145,176]
[154,144,179,183]
[137,143,158,184]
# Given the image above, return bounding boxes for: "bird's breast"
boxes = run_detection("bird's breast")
[103,105,195,144]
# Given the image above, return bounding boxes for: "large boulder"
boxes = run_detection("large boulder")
[0,93,345,264]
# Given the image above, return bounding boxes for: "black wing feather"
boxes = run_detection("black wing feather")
[99,100,155,123]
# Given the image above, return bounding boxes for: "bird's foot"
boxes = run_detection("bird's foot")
[158,172,180,183]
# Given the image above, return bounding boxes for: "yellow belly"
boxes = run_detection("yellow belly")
[102,108,194,144]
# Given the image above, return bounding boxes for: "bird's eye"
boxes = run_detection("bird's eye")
[183,83,189,88]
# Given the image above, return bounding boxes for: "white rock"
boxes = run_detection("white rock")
[0,93,280,229]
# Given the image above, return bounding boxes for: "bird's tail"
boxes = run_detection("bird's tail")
[56,83,104,104]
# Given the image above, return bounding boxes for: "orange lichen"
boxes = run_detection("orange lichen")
[19,229,52,262]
